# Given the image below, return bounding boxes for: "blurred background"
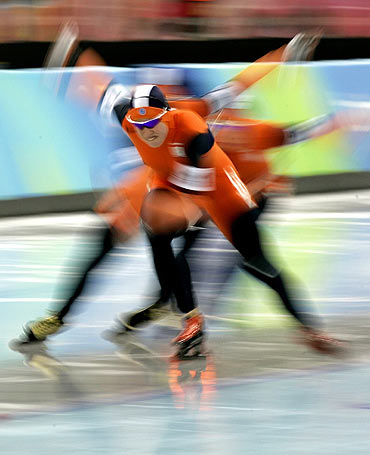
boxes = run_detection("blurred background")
[0,0,370,41]
[1,0,370,68]
[1,3,370,454]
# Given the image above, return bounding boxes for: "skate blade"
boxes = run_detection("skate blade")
[296,333,349,357]
[8,338,46,354]
[174,339,208,360]
[101,328,134,345]
[27,353,65,380]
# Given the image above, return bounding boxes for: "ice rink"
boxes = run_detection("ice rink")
[1,190,370,454]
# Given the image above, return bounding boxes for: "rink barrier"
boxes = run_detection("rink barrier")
[1,62,370,215]
[0,192,102,217]
[294,172,370,195]
[1,173,369,217]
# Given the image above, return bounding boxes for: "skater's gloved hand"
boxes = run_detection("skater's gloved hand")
[99,81,131,127]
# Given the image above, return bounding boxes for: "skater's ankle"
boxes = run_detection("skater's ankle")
[184,308,201,319]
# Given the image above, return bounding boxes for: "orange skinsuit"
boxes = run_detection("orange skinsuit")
[95,46,288,236]
[96,105,290,239]
[96,165,152,236]
[210,112,291,199]
[65,44,287,234]
[121,109,256,243]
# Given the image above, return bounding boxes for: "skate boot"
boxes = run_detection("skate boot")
[9,313,64,353]
[299,326,346,355]
[102,298,175,343]
[283,31,322,62]
[172,310,205,360]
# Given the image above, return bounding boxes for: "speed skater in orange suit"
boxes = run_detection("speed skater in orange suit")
[10,28,347,358]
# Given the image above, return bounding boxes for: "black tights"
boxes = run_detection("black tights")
[146,229,198,314]
[146,207,319,328]
[54,223,200,321]
[53,205,316,329]
[232,210,319,329]
[56,226,114,320]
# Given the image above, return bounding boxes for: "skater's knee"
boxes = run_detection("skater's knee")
[242,256,280,279]
[230,212,280,278]
[141,189,189,236]
[230,211,261,257]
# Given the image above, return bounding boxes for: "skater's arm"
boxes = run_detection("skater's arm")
[168,111,217,193]
[170,46,289,118]
[198,33,321,117]
[282,108,370,145]
[99,81,132,128]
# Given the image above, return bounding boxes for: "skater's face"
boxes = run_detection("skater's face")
[127,106,169,147]
[135,120,169,147]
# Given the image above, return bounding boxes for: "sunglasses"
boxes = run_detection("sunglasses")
[127,108,167,130]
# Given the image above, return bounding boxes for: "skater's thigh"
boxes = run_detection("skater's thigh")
[141,188,202,236]
[203,167,255,243]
